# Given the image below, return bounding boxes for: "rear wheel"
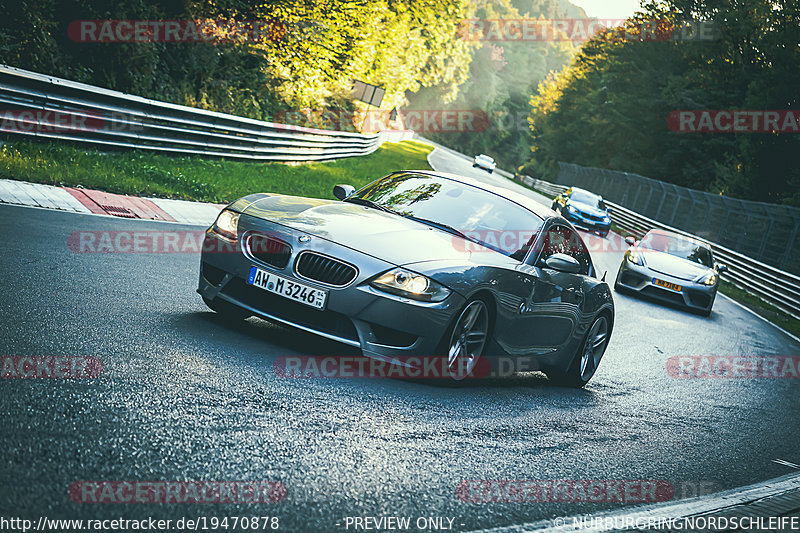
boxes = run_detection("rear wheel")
[203,296,251,322]
[548,314,610,387]
[443,297,491,380]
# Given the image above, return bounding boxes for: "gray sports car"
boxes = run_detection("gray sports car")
[615,229,727,316]
[198,171,614,386]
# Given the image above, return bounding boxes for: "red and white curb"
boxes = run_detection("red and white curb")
[0,178,223,225]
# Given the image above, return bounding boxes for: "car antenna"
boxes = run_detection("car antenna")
[601,271,607,282]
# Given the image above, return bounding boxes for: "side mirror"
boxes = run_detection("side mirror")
[333,184,355,200]
[717,264,728,275]
[624,236,636,246]
[544,253,582,274]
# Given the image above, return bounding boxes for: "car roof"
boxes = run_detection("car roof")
[400,170,554,220]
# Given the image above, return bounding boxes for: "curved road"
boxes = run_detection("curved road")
[0,147,798,531]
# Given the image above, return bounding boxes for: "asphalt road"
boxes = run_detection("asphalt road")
[0,149,798,532]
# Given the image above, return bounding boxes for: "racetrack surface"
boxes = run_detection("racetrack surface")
[0,149,798,531]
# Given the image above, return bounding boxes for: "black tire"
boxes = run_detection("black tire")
[599,231,609,238]
[488,169,494,174]
[203,296,251,322]
[547,314,610,388]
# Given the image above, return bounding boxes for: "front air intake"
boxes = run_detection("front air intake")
[295,252,357,287]
[246,234,292,269]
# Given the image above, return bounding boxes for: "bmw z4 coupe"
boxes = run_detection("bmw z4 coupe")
[198,171,615,386]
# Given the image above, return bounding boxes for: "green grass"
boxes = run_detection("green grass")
[0,139,433,203]
[718,280,800,338]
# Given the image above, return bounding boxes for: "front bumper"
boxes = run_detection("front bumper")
[198,215,465,361]
[473,161,495,171]
[615,260,716,313]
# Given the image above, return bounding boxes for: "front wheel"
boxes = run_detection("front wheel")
[548,314,610,387]
[443,297,491,380]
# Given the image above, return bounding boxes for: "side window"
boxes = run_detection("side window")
[540,226,571,259]
[537,225,592,276]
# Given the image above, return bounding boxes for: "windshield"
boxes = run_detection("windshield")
[570,190,605,210]
[351,173,543,259]
[640,232,713,267]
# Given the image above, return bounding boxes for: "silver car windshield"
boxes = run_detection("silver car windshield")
[351,173,544,259]
[640,232,713,267]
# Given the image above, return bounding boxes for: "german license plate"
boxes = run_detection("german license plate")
[248,266,327,309]
[653,278,682,292]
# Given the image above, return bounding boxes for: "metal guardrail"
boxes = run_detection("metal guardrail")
[521,175,800,320]
[558,162,800,275]
[0,64,413,161]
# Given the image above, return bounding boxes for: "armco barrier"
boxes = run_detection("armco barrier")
[0,64,413,161]
[521,175,800,320]
[558,162,800,274]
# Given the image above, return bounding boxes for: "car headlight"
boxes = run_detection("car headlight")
[566,204,578,214]
[625,249,643,266]
[212,209,240,241]
[698,272,717,286]
[370,268,451,302]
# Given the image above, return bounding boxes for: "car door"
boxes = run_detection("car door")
[516,223,591,350]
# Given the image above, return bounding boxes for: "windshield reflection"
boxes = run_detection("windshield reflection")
[350,173,544,259]
[640,232,713,267]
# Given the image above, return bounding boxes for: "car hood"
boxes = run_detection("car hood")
[569,201,607,218]
[641,249,711,281]
[239,194,488,266]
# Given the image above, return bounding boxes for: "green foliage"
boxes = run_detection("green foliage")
[0,139,434,202]
[0,0,474,122]
[411,0,581,171]
[528,0,800,205]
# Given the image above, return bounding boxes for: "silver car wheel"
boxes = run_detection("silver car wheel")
[447,300,489,380]
[579,316,609,381]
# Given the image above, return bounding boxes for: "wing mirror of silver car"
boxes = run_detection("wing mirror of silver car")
[333,184,356,200]
[717,263,728,274]
[544,253,582,274]
[624,236,636,246]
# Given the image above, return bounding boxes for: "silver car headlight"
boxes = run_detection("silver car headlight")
[624,249,644,266]
[697,272,717,286]
[370,268,451,302]
[212,209,240,242]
